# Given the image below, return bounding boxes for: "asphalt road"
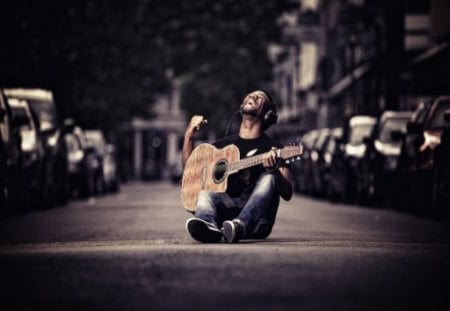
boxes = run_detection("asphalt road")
[1,181,450,311]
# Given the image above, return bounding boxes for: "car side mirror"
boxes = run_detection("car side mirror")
[391,130,405,141]
[406,121,422,134]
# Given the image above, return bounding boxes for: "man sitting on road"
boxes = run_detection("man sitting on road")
[181,89,294,243]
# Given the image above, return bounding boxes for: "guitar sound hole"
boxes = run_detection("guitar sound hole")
[213,159,228,183]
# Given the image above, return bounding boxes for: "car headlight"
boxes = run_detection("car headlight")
[68,150,84,163]
[47,132,59,147]
[324,152,332,165]
[21,130,37,152]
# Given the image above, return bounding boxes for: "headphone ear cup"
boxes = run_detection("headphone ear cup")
[263,110,278,128]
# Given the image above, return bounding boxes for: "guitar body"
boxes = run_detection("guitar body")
[181,143,240,212]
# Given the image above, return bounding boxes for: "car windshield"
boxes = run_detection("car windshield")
[85,132,106,154]
[378,117,409,143]
[326,137,336,153]
[12,107,32,130]
[314,130,329,151]
[302,131,319,149]
[326,129,343,153]
[349,123,374,145]
[428,100,450,130]
[65,133,82,152]
[27,99,58,131]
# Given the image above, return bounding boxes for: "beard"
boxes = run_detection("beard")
[240,105,259,117]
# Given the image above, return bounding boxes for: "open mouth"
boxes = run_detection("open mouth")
[245,99,258,107]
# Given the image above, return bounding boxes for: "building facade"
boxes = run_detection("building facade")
[272,0,450,134]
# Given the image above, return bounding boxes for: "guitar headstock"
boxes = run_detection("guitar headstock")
[279,143,304,163]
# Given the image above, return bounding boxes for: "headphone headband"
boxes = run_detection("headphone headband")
[259,89,278,129]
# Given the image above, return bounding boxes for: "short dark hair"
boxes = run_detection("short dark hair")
[259,89,277,113]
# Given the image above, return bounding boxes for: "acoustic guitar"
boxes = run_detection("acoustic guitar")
[181,143,303,212]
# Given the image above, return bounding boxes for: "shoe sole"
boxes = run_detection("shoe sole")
[222,221,236,243]
[186,218,223,243]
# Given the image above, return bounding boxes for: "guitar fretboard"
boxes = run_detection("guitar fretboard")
[226,146,302,174]
[227,153,267,173]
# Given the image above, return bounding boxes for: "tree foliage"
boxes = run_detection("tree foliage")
[1,0,298,132]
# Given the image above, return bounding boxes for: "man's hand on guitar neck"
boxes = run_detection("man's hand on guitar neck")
[262,147,278,170]
[262,147,294,201]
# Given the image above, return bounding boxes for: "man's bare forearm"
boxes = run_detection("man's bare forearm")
[182,135,194,168]
[181,115,207,167]
[278,166,293,201]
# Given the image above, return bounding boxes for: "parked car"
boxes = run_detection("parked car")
[342,115,377,202]
[1,89,23,211]
[355,111,413,205]
[64,121,100,198]
[85,129,120,193]
[84,130,106,194]
[4,88,69,207]
[395,96,450,215]
[432,109,450,218]
[309,128,332,197]
[7,97,45,208]
[322,127,345,201]
[103,143,120,192]
[292,129,320,194]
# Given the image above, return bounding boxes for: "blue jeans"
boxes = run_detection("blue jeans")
[195,172,280,239]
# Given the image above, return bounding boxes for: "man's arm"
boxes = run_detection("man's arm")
[262,148,294,201]
[182,115,207,168]
[277,166,294,201]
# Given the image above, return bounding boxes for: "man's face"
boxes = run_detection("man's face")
[241,90,269,117]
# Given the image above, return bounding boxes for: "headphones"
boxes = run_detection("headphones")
[259,89,278,130]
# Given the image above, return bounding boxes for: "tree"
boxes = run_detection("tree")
[0,0,299,133]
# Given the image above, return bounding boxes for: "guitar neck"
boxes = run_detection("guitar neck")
[226,145,303,174]
[227,153,268,174]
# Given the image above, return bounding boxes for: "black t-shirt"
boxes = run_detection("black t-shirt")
[212,133,286,198]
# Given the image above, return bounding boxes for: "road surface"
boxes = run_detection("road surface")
[1,181,449,310]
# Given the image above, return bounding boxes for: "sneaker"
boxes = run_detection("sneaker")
[221,220,245,243]
[185,217,223,243]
